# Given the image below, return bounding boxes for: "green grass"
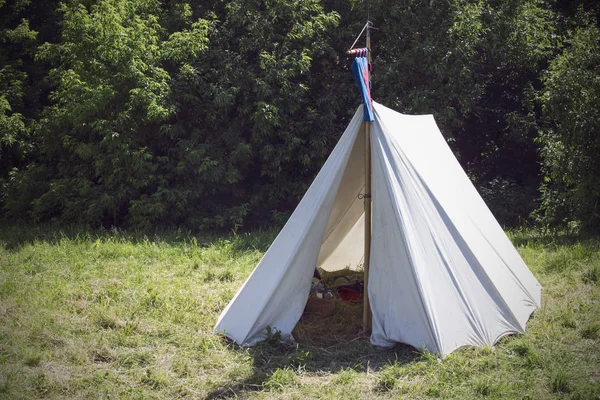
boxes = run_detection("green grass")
[0,225,599,399]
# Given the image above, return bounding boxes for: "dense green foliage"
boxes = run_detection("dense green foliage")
[0,0,598,231]
[538,11,600,232]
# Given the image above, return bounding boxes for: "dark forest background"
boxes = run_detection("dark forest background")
[1,0,599,232]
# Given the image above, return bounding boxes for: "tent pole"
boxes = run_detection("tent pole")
[363,22,372,335]
[363,121,372,334]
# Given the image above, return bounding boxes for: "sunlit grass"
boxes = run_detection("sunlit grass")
[0,225,598,398]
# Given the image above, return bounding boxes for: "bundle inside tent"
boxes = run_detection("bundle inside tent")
[213,101,541,356]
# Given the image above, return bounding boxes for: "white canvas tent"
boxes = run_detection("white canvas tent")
[214,102,541,355]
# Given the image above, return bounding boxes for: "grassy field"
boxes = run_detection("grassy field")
[0,225,599,399]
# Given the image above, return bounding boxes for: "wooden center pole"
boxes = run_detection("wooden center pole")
[362,23,372,334]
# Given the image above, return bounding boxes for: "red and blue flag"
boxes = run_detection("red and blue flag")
[351,48,374,122]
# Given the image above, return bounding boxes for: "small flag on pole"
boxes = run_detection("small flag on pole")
[351,48,374,122]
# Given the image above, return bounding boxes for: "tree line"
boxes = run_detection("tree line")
[1,0,599,233]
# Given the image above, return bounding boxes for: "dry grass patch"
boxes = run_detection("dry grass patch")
[293,300,364,347]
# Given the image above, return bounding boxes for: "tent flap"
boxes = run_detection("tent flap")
[213,108,364,345]
[368,103,541,354]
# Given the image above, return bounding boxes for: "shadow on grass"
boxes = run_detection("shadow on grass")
[0,223,277,253]
[508,229,599,248]
[206,338,419,399]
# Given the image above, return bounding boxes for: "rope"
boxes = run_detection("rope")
[348,21,370,52]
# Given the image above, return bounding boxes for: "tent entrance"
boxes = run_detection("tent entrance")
[292,270,365,346]
[293,125,369,345]
[316,124,367,273]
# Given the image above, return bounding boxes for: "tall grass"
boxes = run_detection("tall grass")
[0,225,598,399]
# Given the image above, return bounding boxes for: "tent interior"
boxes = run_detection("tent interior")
[318,124,366,274]
[293,124,370,345]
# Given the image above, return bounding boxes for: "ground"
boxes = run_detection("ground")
[0,226,598,399]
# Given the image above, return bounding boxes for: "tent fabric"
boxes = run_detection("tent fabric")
[213,102,541,355]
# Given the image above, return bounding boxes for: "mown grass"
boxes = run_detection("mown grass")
[0,225,598,399]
